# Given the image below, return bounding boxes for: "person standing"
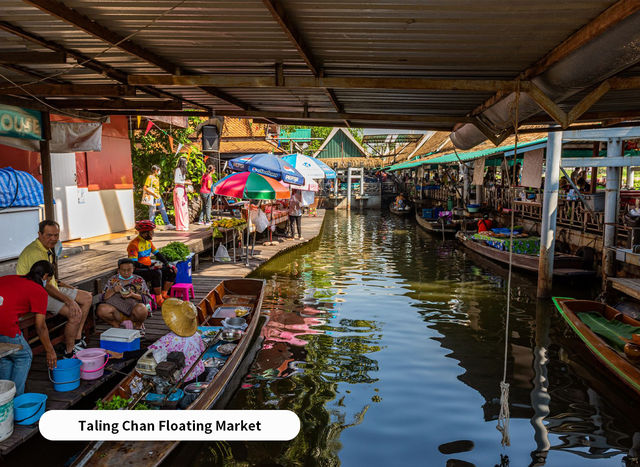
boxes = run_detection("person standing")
[287,190,303,240]
[143,165,175,230]
[17,220,92,358]
[173,157,192,231]
[196,164,216,225]
[0,261,57,395]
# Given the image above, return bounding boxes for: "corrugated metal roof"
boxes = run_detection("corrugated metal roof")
[0,0,637,134]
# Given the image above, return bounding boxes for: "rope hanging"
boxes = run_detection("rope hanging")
[497,81,521,447]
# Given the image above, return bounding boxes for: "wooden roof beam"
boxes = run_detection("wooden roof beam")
[0,51,66,64]
[129,74,531,92]
[46,99,182,110]
[0,20,208,111]
[23,0,248,110]
[0,83,136,96]
[262,0,318,76]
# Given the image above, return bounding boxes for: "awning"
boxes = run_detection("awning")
[387,138,547,171]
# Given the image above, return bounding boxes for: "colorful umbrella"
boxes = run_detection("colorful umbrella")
[213,171,290,200]
[228,153,305,186]
[282,153,336,179]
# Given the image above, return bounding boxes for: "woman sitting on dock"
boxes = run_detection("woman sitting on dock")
[96,259,151,334]
[0,261,57,396]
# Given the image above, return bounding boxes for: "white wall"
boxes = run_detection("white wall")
[51,152,134,240]
[55,187,134,240]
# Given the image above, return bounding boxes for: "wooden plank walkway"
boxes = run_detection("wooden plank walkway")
[0,210,326,458]
[608,277,640,301]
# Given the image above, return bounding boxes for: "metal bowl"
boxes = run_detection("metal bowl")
[221,329,242,342]
[225,317,246,328]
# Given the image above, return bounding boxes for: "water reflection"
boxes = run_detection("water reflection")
[176,211,640,466]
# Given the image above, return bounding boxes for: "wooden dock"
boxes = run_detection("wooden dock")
[0,211,325,458]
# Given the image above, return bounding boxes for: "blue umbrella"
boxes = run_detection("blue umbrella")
[282,153,336,179]
[228,153,305,186]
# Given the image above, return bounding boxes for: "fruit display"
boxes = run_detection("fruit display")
[212,217,246,238]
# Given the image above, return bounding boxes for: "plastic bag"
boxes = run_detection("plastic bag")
[252,209,269,233]
[214,244,231,262]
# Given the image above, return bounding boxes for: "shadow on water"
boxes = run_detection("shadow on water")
[167,211,639,467]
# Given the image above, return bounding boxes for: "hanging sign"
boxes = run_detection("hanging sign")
[0,104,42,140]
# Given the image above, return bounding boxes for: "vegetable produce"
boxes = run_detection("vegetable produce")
[158,241,190,262]
[96,396,150,410]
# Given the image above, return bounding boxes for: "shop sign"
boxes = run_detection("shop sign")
[0,104,42,140]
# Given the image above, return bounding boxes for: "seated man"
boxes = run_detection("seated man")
[17,220,92,358]
[0,261,58,395]
[478,214,493,233]
[127,220,177,306]
[97,259,151,333]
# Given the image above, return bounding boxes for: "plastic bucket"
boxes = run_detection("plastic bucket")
[75,348,109,380]
[175,255,193,284]
[13,393,47,425]
[0,380,16,441]
[49,359,81,392]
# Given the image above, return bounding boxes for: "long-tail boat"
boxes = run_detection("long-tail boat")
[553,297,640,397]
[456,231,594,278]
[390,204,411,215]
[415,212,459,237]
[71,278,266,467]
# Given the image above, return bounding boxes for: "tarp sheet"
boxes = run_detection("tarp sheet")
[0,166,43,208]
[0,121,102,152]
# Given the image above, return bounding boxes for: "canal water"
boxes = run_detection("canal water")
[180,210,637,467]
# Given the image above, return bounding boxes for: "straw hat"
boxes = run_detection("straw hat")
[161,298,198,337]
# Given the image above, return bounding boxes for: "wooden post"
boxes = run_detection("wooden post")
[346,167,352,210]
[39,111,54,220]
[537,130,562,298]
[603,138,622,281]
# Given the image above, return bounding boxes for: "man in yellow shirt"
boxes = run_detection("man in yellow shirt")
[17,220,92,358]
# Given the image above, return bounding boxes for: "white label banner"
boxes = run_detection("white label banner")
[39,410,300,441]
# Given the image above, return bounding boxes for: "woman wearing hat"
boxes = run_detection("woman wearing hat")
[149,298,205,381]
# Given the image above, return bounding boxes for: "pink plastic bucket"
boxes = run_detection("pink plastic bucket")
[75,348,109,380]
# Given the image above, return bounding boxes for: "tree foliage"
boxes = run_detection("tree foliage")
[130,117,209,221]
[280,125,364,156]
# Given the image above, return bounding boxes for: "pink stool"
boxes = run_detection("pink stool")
[170,283,195,301]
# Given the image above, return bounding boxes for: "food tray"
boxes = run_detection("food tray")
[213,306,250,319]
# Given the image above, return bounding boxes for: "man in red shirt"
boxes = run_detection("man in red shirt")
[0,261,57,395]
[478,214,494,233]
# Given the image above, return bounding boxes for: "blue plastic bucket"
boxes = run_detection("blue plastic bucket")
[174,254,193,284]
[49,359,81,392]
[13,393,47,425]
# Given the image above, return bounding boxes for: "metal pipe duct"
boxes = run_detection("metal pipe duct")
[450,12,640,150]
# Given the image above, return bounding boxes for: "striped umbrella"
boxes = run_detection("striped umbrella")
[213,171,290,200]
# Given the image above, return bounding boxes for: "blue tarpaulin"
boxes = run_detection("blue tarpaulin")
[0,167,44,208]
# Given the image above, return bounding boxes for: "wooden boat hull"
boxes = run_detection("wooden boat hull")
[455,231,593,278]
[390,205,411,215]
[415,213,458,237]
[553,297,640,396]
[72,278,266,467]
